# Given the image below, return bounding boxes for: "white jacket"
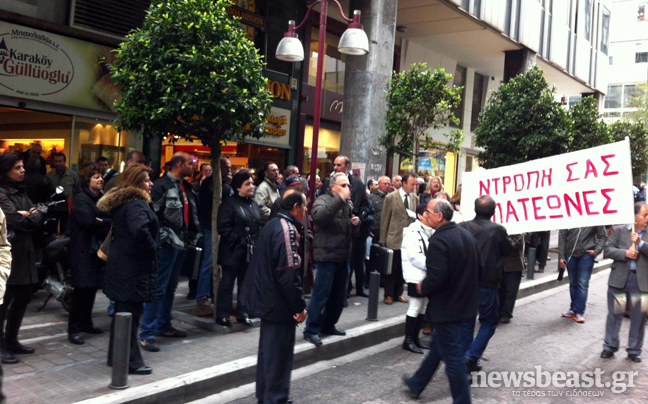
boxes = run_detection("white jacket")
[253,178,280,223]
[401,220,434,284]
[0,208,11,305]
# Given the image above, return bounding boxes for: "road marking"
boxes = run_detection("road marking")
[5,358,105,382]
[21,332,67,344]
[20,321,64,330]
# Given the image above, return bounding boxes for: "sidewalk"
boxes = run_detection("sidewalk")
[5,253,610,404]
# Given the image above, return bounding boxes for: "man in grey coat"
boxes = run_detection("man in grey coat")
[601,202,648,362]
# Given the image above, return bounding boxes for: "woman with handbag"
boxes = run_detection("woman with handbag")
[0,153,44,364]
[97,164,158,375]
[216,169,261,327]
[67,165,112,345]
[401,203,434,354]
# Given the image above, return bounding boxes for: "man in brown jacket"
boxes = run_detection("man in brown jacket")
[380,172,418,304]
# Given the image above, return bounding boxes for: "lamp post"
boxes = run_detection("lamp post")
[276,0,369,204]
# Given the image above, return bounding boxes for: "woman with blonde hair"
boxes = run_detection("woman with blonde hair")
[98,164,158,375]
[419,176,444,207]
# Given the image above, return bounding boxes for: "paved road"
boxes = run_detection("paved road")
[211,270,648,404]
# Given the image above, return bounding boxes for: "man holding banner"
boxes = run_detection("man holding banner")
[601,202,648,363]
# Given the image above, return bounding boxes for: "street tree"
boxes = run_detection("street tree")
[474,65,570,168]
[567,96,612,152]
[109,0,272,315]
[609,120,648,182]
[381,63,464,172]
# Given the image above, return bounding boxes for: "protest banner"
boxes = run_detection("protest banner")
[462,139,634,235]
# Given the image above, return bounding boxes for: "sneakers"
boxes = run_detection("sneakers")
[140,339,160,352]
[573,313,585,323]
[562,310,575,318]
[196,297,213,308]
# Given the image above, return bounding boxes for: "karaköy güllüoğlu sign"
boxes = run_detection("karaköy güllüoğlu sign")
[461,139,635,235]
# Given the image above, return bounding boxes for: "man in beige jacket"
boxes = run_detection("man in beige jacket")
[380,173,418,304]
[0,207,12,404]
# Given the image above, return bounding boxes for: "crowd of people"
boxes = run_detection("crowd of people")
[0,146,644,404]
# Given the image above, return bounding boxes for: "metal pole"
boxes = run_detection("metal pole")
[307,0,328,208]
[527,247,536,280]
[109,312,132,390]
[366,272,380,321]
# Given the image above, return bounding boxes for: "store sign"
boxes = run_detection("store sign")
[0,21,118,112]
[267,79,290,101]
[462,140,634,235]
[246,106,291,148]
[225,5,265,29]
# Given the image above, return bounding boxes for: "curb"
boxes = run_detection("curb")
[76,260,612,404]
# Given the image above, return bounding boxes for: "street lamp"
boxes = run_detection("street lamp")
[276,0,369,203]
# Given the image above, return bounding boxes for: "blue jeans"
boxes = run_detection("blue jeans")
[197,230,213,300]
[407,321,471,403]
[461,287,499,360]
[140,244,186,341]
[567,254,595,315]
[304,261,348,337]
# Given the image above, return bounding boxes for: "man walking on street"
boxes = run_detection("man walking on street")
[459,195,513,372]
[304,172,358,347]
[369,176,391,244]
[380,173,418,304]
[46,152,78,234]
[140,152,200,352]
[601,202,648,362]
[403,199,481,403]
[97,157,118,185]
[559,225,607,323]
[254,162,280,224]
[241,192,308,404]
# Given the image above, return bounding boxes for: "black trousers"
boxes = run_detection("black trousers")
[384,249,404,299]
[348,235,368,294]
[68,287,98,334]
[256,320,296,404]
[108,301,145,371]
[0,284,33,346]
[217,264,248,319]
[531,231,550,268]
[498,271,522,319]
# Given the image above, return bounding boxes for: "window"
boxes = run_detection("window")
[609,56,613,65]
[569,96,582,107]
[603,111,621,118]
[604,85,622,109]
[636,52,648,63]
[308,29,347,94]
[0,0,68,24]
[640,3,646,22]
[624,85,639,108]
[451,66,467,129]
[584,0,592,41]
[471,73,486,132]
[600,7,610,55]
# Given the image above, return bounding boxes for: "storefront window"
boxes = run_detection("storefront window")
[399,148,457,196]
[303,124,341,178]
[0,0,68,24]
[308,28,347,94]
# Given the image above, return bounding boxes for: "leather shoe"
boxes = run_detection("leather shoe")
[356,291,369,298]
[466,357,483,372]
[157,327,188,338]
[414,339,430,350]
[129,366,153,375]
[499,316,511,324]
[321,327,346,336]
[628,354,642,363]
[1,349,18,364]
[6,342,35,355]
[68,333,85,345]
[384,297,394,305]
[396,296,409,303]
[80,326,103,334]
[238,318,253,327]
[304,334,323,347]
[401,374,420,399]
[216,317,233,327]
[403,338,424,354]
[600,350,614,359]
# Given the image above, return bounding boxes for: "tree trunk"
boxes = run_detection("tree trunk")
[413,134,420,175]
[210,138,223,321]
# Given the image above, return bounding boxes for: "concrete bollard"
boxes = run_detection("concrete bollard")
[109,312,132,390]
[366,272,380,322]
[527,247,536,280]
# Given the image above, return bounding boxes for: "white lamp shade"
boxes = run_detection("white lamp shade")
[338,28,369,55]
[276,36,304,62]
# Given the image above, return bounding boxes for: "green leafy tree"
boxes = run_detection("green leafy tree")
[475,65,570,168]
[381,63,464,172]
[609,120,648,182]
[109,0,272,315]
[627,81,648,126]
[567,96,612,152]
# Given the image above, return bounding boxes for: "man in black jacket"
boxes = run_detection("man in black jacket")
[403,199,481,402]
[459,195,513,372]
[241,192,307,404]
[140,152,200,352]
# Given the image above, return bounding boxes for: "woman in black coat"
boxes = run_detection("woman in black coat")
[216,169,261,327]
[0,153,44,364]
[97,164,158,375]
[67,165,112,345]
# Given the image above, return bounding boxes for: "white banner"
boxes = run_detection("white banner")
[462,140,635,234]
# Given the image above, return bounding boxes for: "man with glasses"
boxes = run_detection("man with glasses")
[304,172,359,346]
[254,162,280,223]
